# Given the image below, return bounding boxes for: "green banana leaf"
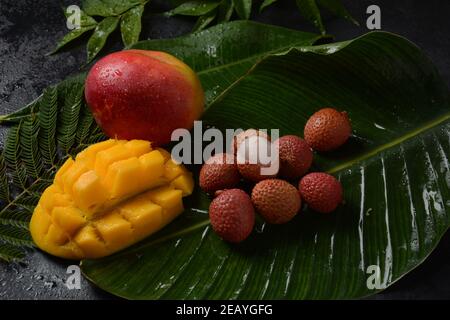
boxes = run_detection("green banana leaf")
[78,23,450,299]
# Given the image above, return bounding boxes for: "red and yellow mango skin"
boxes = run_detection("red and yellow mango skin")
[85,50,204,146]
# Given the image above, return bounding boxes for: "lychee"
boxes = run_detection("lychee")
[234,129,278,182]
[251,179,301,224]
[232,129,270,155]
[209,189,255,243]
[304,108,351,152]
[299,172,343,213]
[276,135,313,180]
[199,153,240,194]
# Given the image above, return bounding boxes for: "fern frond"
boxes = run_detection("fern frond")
[4,126,27,189]
[38,87,58,166]
[28,178,52,193]
[57,83,84,153]
[0,208,30,229]
[0,242,26,262]
[20,116,43,179]
[75,104,95,145]
[15,193,40,209]
[0,225,34,247]
[0,152,9,202]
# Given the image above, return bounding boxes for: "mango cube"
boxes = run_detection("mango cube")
[76,139,118,168]
[54,158,74,188]
[120,197,163,239]
[147,186,184,224]
[52,206,86,235]
[72,170,109,214]
[171,173,194,196]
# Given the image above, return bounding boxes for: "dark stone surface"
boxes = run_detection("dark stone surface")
[0,0,449,300]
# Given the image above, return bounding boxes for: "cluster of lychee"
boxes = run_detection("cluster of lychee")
[200,108,352,243]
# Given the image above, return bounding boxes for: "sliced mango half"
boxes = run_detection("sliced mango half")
[30,139,194,259]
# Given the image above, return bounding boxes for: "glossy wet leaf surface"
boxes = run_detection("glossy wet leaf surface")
[86,16,120,63]
[78,23,450,299]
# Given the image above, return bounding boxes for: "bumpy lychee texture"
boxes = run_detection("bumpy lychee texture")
[209,189,255,243]
[199,153,240,194]
[234,129,278,182]
[299,172,343,213]
[251,179,301,224]
[304,108,351,152]
[277,135,313,180]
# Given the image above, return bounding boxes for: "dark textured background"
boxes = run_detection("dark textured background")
[0,0,449,300]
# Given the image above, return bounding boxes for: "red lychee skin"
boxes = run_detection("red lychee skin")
[299,172,343,213]
[304,108,351,152]
[237,162,277,182]
[85,50,204,146]
[199,153,240,194]
[209,189,255,243]
[251,179,301,224]
[276,135,313,180]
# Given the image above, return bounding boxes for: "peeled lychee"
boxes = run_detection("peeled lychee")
[304,108,351,152]
[209,189,255,243]
[299,172,343,213]
[276,135,313,180]
[251,179,301,224]
[232,129,270,155]
[234,129,278,182]
[199,153,240,194]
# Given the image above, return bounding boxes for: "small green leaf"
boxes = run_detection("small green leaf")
[86,16,120,63]
[52,25,97,54]
[64,6,97,25]
[51,8,97,54]
[192,8,217,32]
[0,97,39,124]
[166,0,221,17]
[260,0,278,12]
[232,0,252,20]
[296,0,325,34]
[121,4,145,47]
[82,0,141,17]
[217,0,234,23]
[317,0,359,26]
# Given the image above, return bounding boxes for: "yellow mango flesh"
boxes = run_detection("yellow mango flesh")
[30,139,193,260]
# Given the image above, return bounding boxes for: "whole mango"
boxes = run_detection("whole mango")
[85,50,204,146]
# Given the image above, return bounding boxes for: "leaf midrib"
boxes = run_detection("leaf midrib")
[197,38,323,76]
[83,111,450,262]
